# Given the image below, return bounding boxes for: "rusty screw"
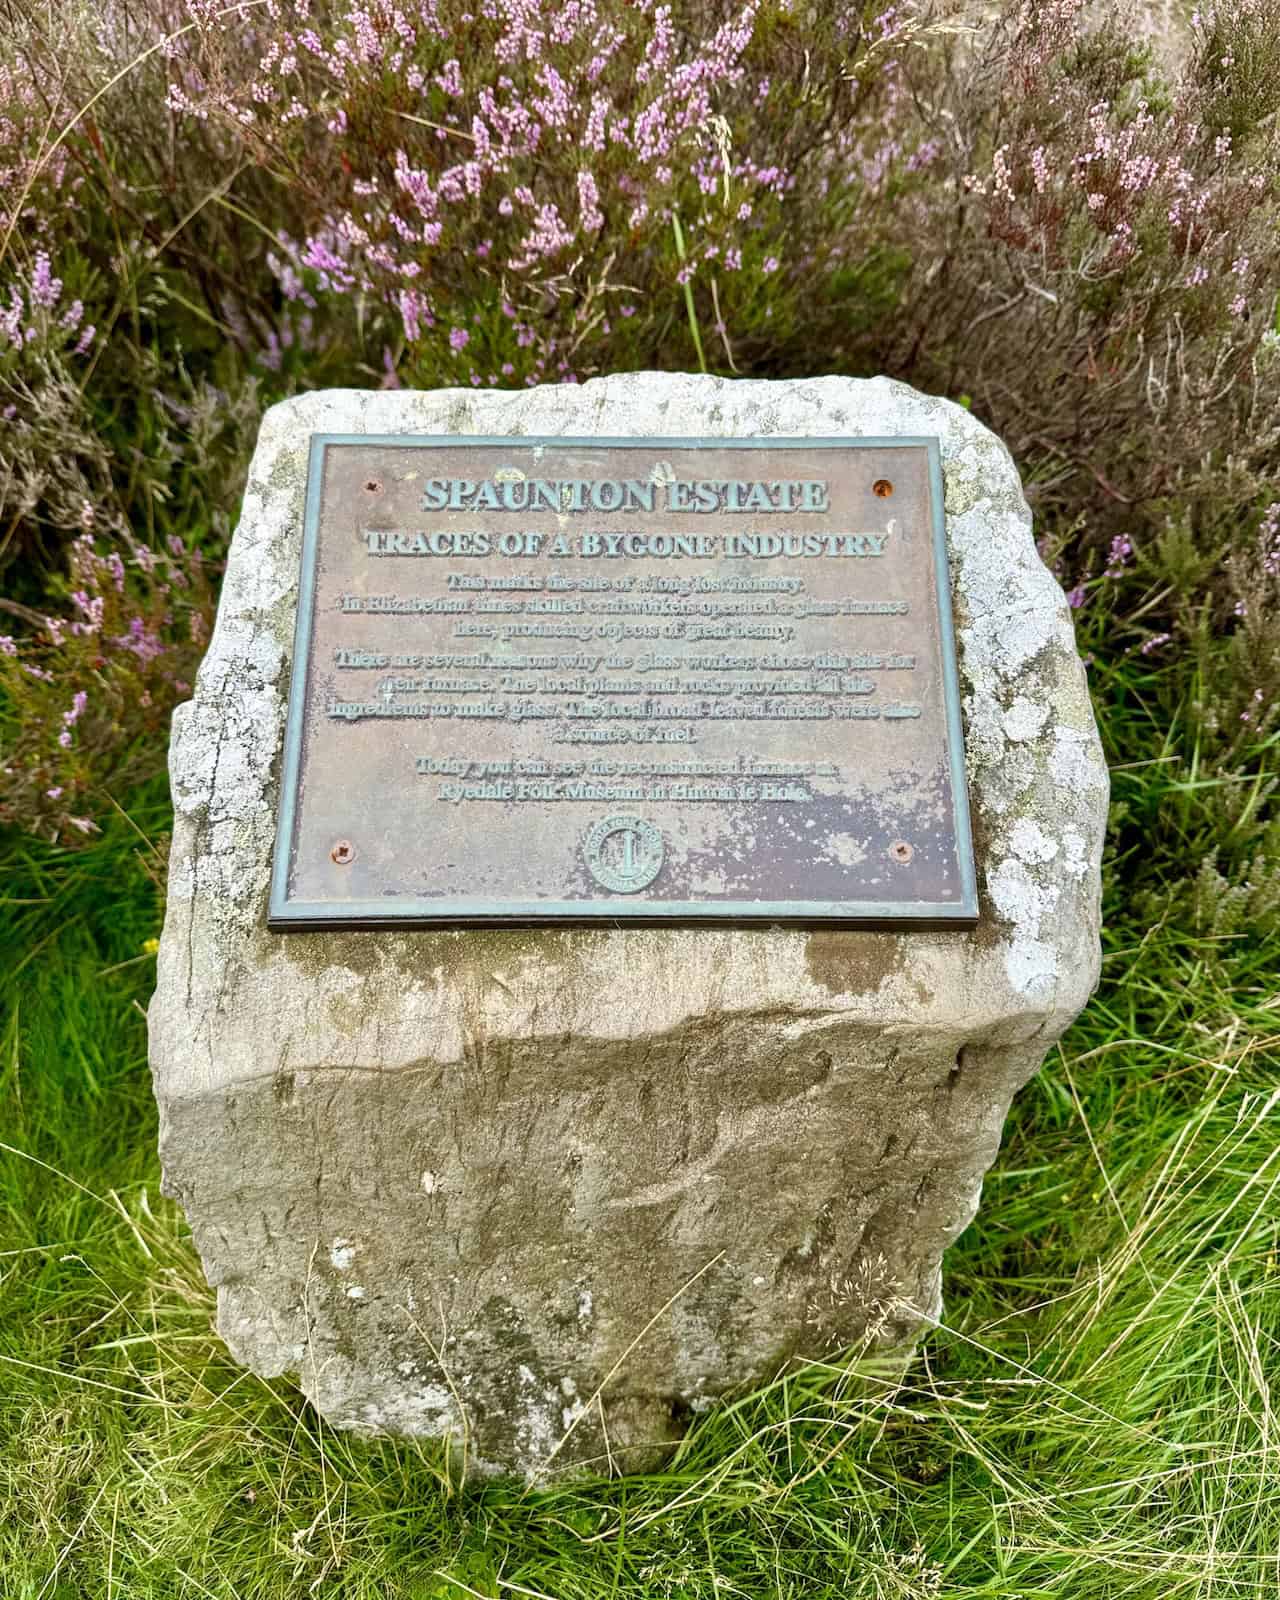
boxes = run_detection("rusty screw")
[872,478,894,498]
[889,840,913,864]
[330,840,355,865]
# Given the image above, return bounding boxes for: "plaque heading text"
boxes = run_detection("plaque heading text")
[420,474,831,515]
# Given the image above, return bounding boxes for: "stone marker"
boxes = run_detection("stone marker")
[149,374,1107,1481]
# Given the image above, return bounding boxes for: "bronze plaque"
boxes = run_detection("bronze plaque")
[268,436,976,927]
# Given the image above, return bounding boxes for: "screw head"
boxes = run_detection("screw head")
[330,840,355,865]
[872,478,894,498]
[889,840,913,864]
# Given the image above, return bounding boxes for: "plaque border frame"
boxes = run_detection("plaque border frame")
[268,435,978,930]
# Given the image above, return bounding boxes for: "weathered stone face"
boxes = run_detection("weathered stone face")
[148,374,1107,1481]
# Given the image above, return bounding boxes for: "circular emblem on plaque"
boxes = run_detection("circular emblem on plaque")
[582,814,665,894]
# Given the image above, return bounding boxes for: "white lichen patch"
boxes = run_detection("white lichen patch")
[1008,817,1058,865]
[1004,937,1059,1002]
[987,857,1060,939]
[511,1363,566,1477]
[1061,828,1090,879]
[1003,697,1049,742]
[344,1382,458,1435]
[1051,726,1108,794]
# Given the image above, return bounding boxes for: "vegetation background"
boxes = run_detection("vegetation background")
[1,0,1277,1592]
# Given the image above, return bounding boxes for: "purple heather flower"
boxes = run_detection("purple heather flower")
[577,170,603,232]
[1104,535,1133,578]
[31,250,61,309]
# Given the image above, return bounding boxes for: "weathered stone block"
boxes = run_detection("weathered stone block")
[149,374,1107,1480]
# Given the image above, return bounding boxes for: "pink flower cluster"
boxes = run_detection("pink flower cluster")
[0,58,83,240]
[161,0,791,363]
[960,0,1273,323]
[0,525,212,843]
[0,249,94,353]
[1260,503,1280,578]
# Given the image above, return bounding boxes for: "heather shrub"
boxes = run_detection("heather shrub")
[0,530,214,842]
[0,226,252,841]
[867,0,1280,549]
[155,0,904,385]
[874,2,1280,835]
[0,249,107,546]
[0,0,1276,874]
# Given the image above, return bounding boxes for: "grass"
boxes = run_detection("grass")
[1,644,1278,1597]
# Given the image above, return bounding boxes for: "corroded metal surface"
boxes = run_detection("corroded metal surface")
[268,436,975,926]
